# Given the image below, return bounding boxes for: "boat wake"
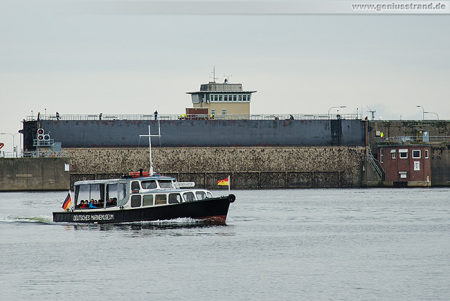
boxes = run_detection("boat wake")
[1,215,53,225]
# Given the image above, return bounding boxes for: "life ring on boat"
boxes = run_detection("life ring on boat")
[0,143,4,149]
[228,194,236,203]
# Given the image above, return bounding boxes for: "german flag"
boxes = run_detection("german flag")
[62,192,72,211]
[217,177,229,186]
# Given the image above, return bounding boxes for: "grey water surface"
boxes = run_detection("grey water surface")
[1,188,449,301]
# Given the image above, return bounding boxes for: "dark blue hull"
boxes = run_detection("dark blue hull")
[53,194,236,224]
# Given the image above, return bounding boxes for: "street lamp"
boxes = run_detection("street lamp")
[0,132,20,157]
[328,106,346,119]
[427,111,439,120]
[416,105,425,120]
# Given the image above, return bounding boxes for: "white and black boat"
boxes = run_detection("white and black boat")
[53,171,235,224]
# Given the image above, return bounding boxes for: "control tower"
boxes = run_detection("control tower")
[187,78,256,118]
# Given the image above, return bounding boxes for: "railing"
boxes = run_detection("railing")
[25,113,360,121]
[376,136,450,144]
[23,150,68,158]
[366,150,384,180]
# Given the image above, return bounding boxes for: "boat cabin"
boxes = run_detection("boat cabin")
[73,176,213,210]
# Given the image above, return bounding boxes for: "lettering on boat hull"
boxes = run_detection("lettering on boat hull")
[73,214,114,222]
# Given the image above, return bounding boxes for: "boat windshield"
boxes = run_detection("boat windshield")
[158,180,173,188]
[141,180,157,189]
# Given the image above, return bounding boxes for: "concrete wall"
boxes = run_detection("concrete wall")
[65,146,366,189]
[431,145,450,186]
[368,120,450,146]
[0,158,70,191]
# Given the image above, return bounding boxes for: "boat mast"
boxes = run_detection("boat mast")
[139,121,161,175]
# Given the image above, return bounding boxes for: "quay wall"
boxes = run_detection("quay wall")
[431,145,450,186]
[66,146,367,189]
[0,158,70,191]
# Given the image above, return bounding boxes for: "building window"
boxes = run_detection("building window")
[224,95,228,101]
[243,95,247,101]
[214,95,218,102]
[414,161,420,171]
[399,171,407,179]
[425,150,429,159]
[233,95,237,101]
[211,110,215,115]
[219,95,222,101]
[380,150,384,163]
[412,150,421,159]
[239,95,242,101]
[399,149,408,159]
[248,95,251,101]
[390,149,396,159]
[222,110,227,115]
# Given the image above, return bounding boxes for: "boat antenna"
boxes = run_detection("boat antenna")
[139,120,161,175]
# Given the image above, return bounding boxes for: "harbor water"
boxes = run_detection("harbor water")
[1,188,449,300]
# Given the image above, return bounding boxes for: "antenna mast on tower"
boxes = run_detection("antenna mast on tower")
[367,106,376,120]
[210,66,218,83]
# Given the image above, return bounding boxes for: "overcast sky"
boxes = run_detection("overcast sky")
[1,1,449,153]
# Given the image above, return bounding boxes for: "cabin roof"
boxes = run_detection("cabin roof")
[74,176,176,186]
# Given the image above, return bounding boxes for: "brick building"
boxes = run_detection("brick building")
[378,145,431,187]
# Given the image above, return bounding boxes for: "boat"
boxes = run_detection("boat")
[53,123,236,224]
[53,172,236,224]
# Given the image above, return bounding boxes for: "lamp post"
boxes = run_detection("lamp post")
[428,111,439,120]
[0,132,19,157]
[416,105,425,120]
[328,106,346,119]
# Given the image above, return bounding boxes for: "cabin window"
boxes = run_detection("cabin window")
[425,150,429,159]
[412,150,421,159]
[183,192,195,202]
[131,181,140,192]
[155,194,167,205]
[131,195,141,208]
[158,180,172,188]
[169,193,182,204]
[106,184,118,207]
[143,195,154,206]
[196,191,206,200]
[117,183,128,206]
[142,180,157,189]
[399,149,408,159]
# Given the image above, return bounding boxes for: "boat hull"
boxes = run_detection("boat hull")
[53,195,235,224]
